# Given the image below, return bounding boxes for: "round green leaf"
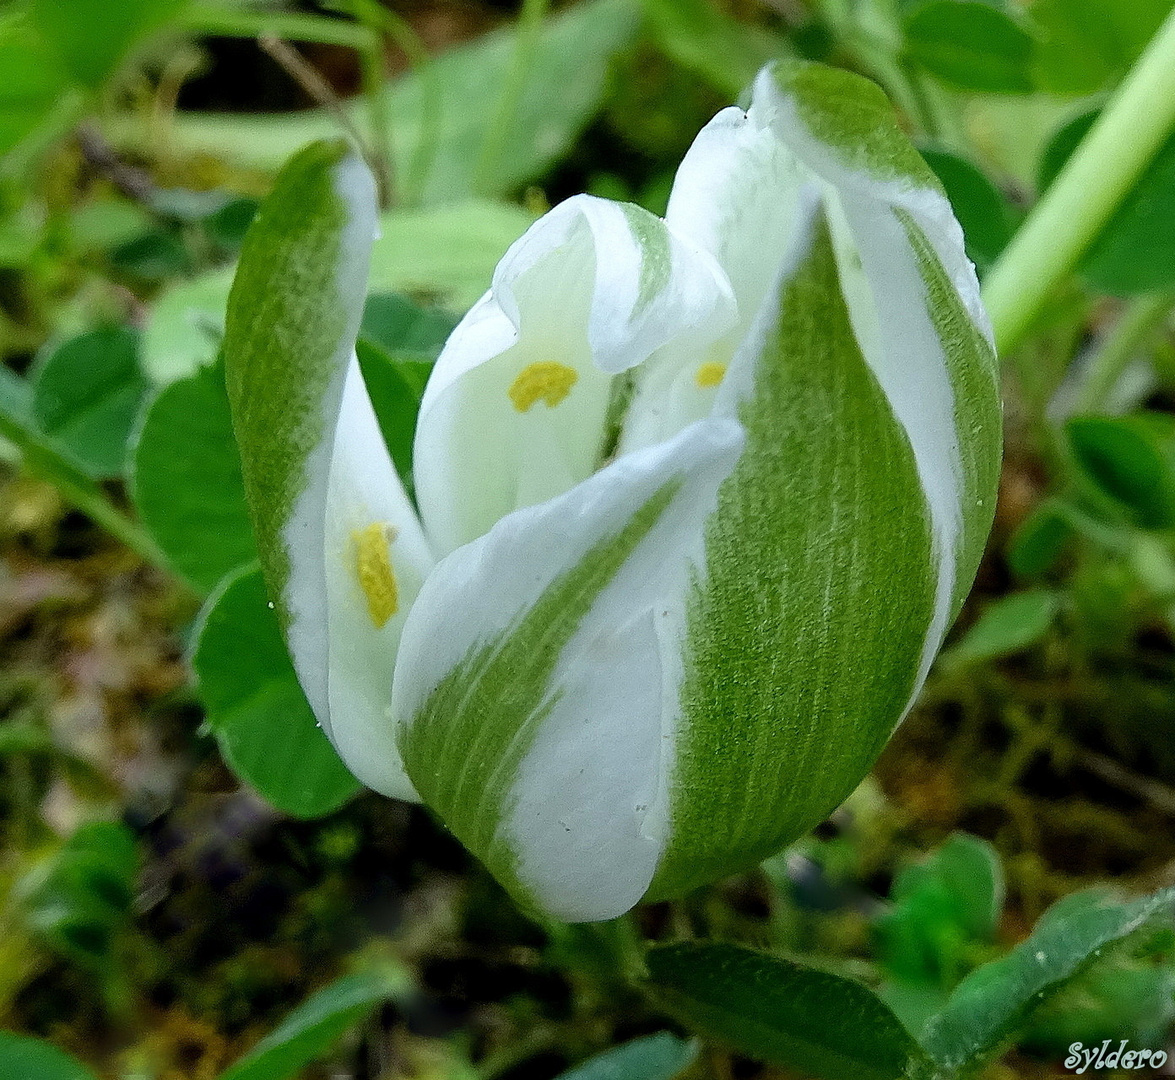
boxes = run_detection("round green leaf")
[366,200,536,311]
[1040,108,1175,295]
[31,0,184,89]
[921,147,1017,274]
[19,821,137,972]
[1066,413,1175,528]
[131,357,256,593]
[141,266,235,385]
[355,292,455,490]
[1006,500,1077,577]
[0,25,71,158]
[902,0,1036,94]
[204,197,260,252]
[360,292,458,359]
[109,231,191,283]
[31,326,147,479]
[0,1033,98,1080]
[193,567,360,818]
[556,1034,697,1080]
[1029,0,1174,95]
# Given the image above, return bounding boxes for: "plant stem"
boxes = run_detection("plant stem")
[473,0,550,196]
[1074,292,1175,415]
[175,5,372,50]
[0,409,169,569]
[982,7,1175,356]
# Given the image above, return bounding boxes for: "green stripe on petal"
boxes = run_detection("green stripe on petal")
[649,210,936,899]
[774,61,942,189]
[751,58,1001,694]
[619,201,673,316]
[395,417,744,919]
[224,140,433,802]
[399,482,678,907]
[225,139,353,626]
[898,209,1001,616]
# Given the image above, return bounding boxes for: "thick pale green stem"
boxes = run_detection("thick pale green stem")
[472,0,550,196]
[982,8,1175,356]
[174,5,372,50]
[1074,292,1175,415]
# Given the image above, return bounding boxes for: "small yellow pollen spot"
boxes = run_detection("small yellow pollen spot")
[695,361,727,389]
[353,522,399,628]
[509,361,579,412]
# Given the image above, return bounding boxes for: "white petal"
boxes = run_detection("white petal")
[752,62,1001,702]
[225,145,437,798]
[394,416,745,921]
[322,358,434,801]
[619,97,809,454]
[241,149,381,727]
[413,193,734,556]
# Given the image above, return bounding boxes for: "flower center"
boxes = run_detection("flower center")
[352,522,399,628]
[509,361,579,412]
[695,361,727,388]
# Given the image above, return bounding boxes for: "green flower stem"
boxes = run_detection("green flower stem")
[472,0,551,196]
[982,7,1175,356]
[1074,292,1175,415]
[0,406,169,569]
[174,5,373,50]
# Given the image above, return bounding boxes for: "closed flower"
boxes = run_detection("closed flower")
[224,61,1001,922]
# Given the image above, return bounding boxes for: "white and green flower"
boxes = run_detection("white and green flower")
[223,61,1001,923]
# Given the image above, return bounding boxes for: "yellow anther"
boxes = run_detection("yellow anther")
[695,361,727,389]
[353,522,399,628]
[509,361,578,412]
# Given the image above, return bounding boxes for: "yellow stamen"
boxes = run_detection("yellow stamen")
[353,522,399,628]
[509,361,578,412]
[695,361,727,389]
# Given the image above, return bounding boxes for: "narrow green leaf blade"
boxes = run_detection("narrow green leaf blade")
[646,943,934,1080]
[193,567,360,818]
[219,966,412,1080]
[642,0,784,98]
[149,0,637,203]
[555,1033,697,1080]
[921,886,1175,1072]
[941,590,1059,665]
